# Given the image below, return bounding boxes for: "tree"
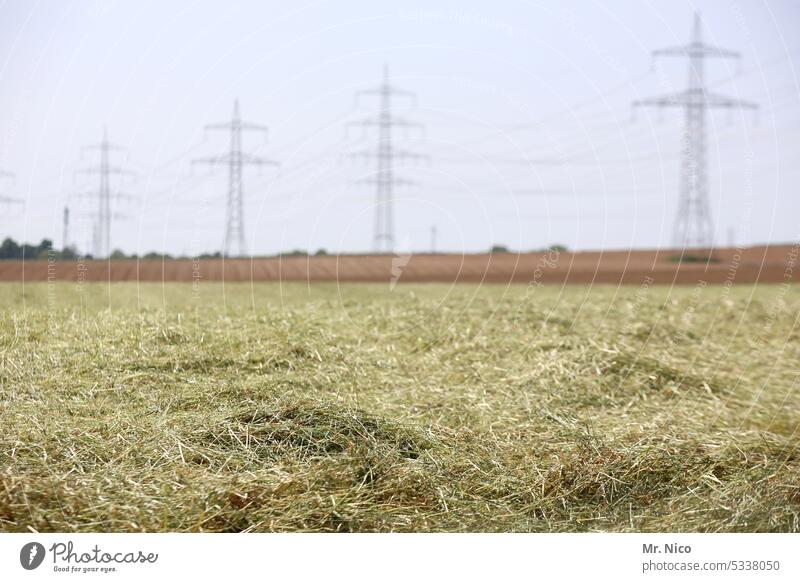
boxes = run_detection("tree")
[142,252,172,260]
[60,246,79,260]
[0,238,21,259]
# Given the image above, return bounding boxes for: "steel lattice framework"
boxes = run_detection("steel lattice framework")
[194,100,278,257]
[350,65,426,253]
[635,13,757,249]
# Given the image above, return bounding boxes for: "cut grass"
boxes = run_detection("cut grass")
[0,281,798,532]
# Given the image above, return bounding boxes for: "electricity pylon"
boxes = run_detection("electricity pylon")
[77,129,134,258]
[350,65,426,253]
[194,99,278,257]
[634,12,757,249]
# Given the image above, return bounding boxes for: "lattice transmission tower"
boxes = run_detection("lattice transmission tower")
[350,65,426,253]
[194,100,278,257]
[78,129,134,258]
[634,12,757,249]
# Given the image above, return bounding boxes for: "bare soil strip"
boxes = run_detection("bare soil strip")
[0,244,796,285]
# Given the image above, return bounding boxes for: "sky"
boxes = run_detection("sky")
[0,0,798,256]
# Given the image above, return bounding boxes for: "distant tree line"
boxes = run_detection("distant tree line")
[0,236,569,259]
[0,238,79,260]
[0,238,333,260]
[279,249,329,257]
[490,244,568,254]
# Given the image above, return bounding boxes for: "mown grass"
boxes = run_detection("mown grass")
[1,281,798,532]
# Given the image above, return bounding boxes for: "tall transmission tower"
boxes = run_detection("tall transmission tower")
[350,65,426,253]
[78,129,134,258]
[634,12,757,249]
[194,99,278,257]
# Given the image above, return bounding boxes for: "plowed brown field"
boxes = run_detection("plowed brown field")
[0,244,796,285]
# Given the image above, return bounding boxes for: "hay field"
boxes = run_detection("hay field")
[1,281,798,532]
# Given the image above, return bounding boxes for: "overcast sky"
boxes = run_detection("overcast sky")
[0,0,798,255]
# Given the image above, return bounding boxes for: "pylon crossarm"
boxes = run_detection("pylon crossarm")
[392,149,429,162]
[239,154,279,167]
[654,44,740,60]
[385,115,423,130]
[652,45,692,58]
[633,92,693,108]
[349,149,427,162]
[349,114,423,129]
[76,166,134,176]
[239,122,269,133]
[704,92,758,109]
[694,44,740,59]
[385,84,415,98]
[192,155,230,166]
[357,84,415,97]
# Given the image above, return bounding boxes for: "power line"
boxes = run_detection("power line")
[0,170,24,225]
[451,46,798,166]
[193,99,278,257]
[349,65,427,253]
[634,12,757,249]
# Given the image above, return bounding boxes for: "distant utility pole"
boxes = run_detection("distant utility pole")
[350,65,426,253]
[634,12,757,250]
[430,224,437,253]
[63,206,70,251]
[194,99,278,257]
[78,129,134,258]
